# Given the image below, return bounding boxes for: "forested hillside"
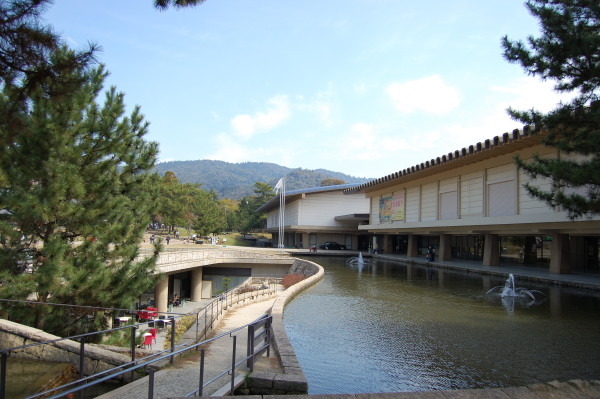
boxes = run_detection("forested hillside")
[153,160,372,199]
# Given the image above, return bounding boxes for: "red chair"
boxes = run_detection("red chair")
[146,307,158,319]
[149,328,157,344]
[137,310,150,321]
[142,334,153,349]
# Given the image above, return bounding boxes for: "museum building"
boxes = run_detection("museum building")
[344,126,600,274]
[257,184,371,251]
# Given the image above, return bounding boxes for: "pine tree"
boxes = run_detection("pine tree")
[502,0,600,219]
[0,48,160,335]
[154,0,206,10]
[0,0,97,95]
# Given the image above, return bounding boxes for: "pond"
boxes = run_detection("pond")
[283,256,600,394]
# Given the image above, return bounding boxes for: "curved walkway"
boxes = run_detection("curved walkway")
[97,298,279,399]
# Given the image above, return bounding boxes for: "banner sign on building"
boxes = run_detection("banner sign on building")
[379,193,405,222]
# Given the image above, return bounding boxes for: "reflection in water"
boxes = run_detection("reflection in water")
[284,256,600,394]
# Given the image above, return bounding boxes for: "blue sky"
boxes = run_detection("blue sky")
[44,0,567,179]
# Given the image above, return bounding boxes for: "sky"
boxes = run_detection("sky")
[44,0,568,180]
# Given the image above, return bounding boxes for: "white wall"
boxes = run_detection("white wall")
[268,190,369,229]
[300,191,369,227]
[406,187,420,222]
[364,143,589,228]
[460,171,484,218]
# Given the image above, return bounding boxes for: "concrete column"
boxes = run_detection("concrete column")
[550,233,571,274]
[154,275,169,314]
[483,234,500,266]
[383,234,392,254]
[190,267,203,302]
[439,234,452,261]
[407,234,419,258]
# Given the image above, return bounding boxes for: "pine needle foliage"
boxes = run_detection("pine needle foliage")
[502,0,600,219]
[0,48,161,336]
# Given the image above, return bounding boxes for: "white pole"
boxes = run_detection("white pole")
[274,177,286,250]
[278,177,285,249]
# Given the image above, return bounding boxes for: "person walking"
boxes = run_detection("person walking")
[166,234,171,245]
[427,246,435,262]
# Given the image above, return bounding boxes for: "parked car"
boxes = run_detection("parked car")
[319,241,346,250]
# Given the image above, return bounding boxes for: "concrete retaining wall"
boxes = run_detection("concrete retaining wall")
[0,319,134,379]
[240,258,324,395]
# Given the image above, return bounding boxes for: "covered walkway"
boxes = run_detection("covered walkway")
[371,252,600,290]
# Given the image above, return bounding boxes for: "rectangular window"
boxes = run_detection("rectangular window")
[345,235,352,250]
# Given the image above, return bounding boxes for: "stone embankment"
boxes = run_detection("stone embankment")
[0,319,134,380]
[239,258,324,395]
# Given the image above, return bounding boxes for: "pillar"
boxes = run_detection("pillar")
[407,234,419,258]
[383,234,392,254]
[439,234,452,261]
[302,232,309,249]
[190,267,203,302]
[154,275,169,314]
[483,234,500,266]
[550,233,571,274]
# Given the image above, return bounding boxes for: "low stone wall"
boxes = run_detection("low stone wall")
[0,319,134,380]
[240,258,324,395]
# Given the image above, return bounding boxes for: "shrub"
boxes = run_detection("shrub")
[236,286,259,294]
[164,314,197,349]
[281,274,307,289]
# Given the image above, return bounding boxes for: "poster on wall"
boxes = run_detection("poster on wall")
[379,193,405,222]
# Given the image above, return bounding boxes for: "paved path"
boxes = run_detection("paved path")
[97,298,278,399]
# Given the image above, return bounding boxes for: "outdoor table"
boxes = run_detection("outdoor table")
[115,316,131,326]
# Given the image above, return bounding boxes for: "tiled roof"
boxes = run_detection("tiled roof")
[344,125,544,194]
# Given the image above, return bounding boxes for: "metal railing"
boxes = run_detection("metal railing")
[193,277,281,342]
[2,314,272,399]
[0,278,280,399]
[0,316,178,399]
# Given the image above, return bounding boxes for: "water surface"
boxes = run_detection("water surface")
[284,256,600,394]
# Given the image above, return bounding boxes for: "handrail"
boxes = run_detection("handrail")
[0,279,280,399]
[29,314,272,399]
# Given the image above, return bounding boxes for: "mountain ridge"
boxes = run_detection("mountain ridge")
[153,160,373,199]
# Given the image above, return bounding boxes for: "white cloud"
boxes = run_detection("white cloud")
[491,76,569,115]
[392,77,570,164]
[230,95,291,139]
[207,134,250,163]
[296,84,336,127]
[337,123,408,161]
[207,133,296,166]
[386,75,461,115]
